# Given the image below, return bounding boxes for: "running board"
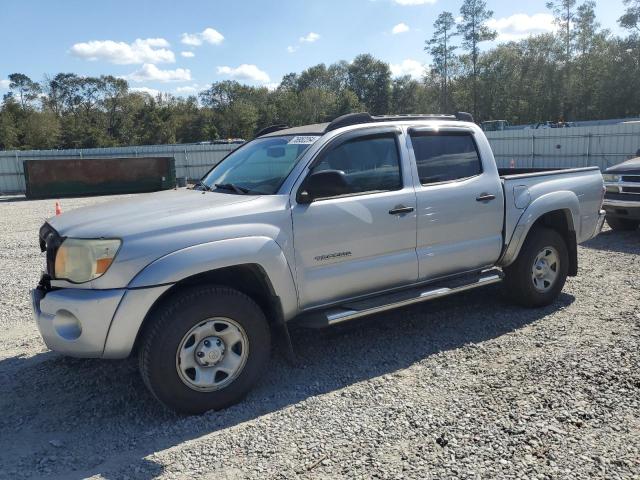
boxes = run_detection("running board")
[297,268,503,328]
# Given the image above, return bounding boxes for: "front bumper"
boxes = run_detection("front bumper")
[31,283,172,359]
[31,288,126,357]
[594,209,606,236]
[603,200,640,220]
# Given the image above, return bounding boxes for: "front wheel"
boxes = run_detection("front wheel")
[504,227,569,308]
[138,285,271,414]
[606,216,639,231]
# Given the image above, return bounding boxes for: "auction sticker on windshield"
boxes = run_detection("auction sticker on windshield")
[288,136,320,145]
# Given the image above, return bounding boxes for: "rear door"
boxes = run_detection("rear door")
[291,128,418,309]
[408,128,503,280]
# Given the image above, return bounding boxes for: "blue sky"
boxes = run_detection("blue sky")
[0,0,627,96]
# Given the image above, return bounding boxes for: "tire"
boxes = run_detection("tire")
[504,227,569,308]
[138,285,271,414]
[606,216,639,231]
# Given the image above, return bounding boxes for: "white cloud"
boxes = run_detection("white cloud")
[393,0,437,5]
[299,32,320,43]
[70,38,175,64]
[392,23,410,34]
[390,59,425,79]
[0,79,10,89]
[288,32,320,53]
[175,84,201,94]
[126,64,192,82]
[130,86,161,97]
[217,64,270,84]
[181,27,224,46]
[487,13,556,42]
[181,51,195,58]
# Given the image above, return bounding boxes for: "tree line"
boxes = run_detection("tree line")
[2,0,640,151]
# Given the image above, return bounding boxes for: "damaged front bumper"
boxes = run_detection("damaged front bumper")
[31,286,126,357]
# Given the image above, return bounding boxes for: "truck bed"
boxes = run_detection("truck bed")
[500,166,603,247]
[498,166,599,178]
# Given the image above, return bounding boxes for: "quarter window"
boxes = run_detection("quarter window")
[410,132,482,185]
[311,133,402,196]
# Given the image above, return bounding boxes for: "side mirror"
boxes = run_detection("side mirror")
[297,169,349,204]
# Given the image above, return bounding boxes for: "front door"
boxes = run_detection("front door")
[291,129,418,309]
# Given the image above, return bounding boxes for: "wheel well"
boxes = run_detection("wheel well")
[131,264,283,355]
[532,209,578,276]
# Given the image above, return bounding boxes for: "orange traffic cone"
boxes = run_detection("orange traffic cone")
[55,201,62,216]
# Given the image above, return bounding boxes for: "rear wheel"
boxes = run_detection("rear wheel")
[504,227,569,308]
[138,285,271,414]
[606,216,639,231]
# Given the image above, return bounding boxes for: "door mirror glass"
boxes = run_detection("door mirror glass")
[297,169,349,203]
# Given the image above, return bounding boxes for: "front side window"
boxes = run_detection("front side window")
[201,135,319,194]
[311,133,402,196]
[410,132,482,185]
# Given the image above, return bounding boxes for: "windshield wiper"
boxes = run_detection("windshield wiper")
[192,180,211,191]
[214,183,250,194]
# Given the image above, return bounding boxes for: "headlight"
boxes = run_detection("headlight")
[602,174,620,182]
[54,238,121,283]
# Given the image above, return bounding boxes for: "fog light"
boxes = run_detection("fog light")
[53,310,82,340]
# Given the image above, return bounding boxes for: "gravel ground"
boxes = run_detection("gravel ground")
[0,194,638,480]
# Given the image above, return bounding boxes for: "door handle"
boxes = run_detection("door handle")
[389,205,415,215]
[476,193,496,202]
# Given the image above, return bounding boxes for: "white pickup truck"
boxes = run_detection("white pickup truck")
[32,112,606,414]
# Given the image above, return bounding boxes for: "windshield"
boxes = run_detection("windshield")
[200,135,320,194]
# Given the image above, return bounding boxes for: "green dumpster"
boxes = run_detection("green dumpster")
[23,156,176,199]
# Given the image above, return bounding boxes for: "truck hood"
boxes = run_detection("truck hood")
[47,189,258,238]
[45,189,291,290]
[605,157,640,174]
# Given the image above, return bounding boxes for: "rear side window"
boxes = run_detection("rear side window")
[410,132,482,185]
[313,133,402,195]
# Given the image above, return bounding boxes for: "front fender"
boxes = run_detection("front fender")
[499,191,579,267]
[128,236,299,320]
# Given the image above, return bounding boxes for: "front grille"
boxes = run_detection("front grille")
[605,192,640,202]
[38,223,62,276]
[622,186,640,194]
[621,175,640,183]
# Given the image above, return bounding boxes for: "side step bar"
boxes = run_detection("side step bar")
[298,268,503,328]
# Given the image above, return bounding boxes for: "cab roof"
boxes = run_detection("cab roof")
[260,123,329,137]
[257,112,474,138]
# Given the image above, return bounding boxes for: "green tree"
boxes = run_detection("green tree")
[574,1,600,55]
[333,89,364,117]
[547,0,578,60]
[0,102,19,149]
[546,0,578,119]
[457,0,497,118]
[347,54,392,114]
[391,76,428,114]
[22,111,61,149]
[619,0,640,36]
[8,73,41,110]
[426,11,457,111]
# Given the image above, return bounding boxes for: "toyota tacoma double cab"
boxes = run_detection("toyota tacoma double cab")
[602,156,640,231]
[32,112,606,414]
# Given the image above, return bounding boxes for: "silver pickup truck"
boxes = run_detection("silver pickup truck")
[602,156,640,230]
[32,113,606,414]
